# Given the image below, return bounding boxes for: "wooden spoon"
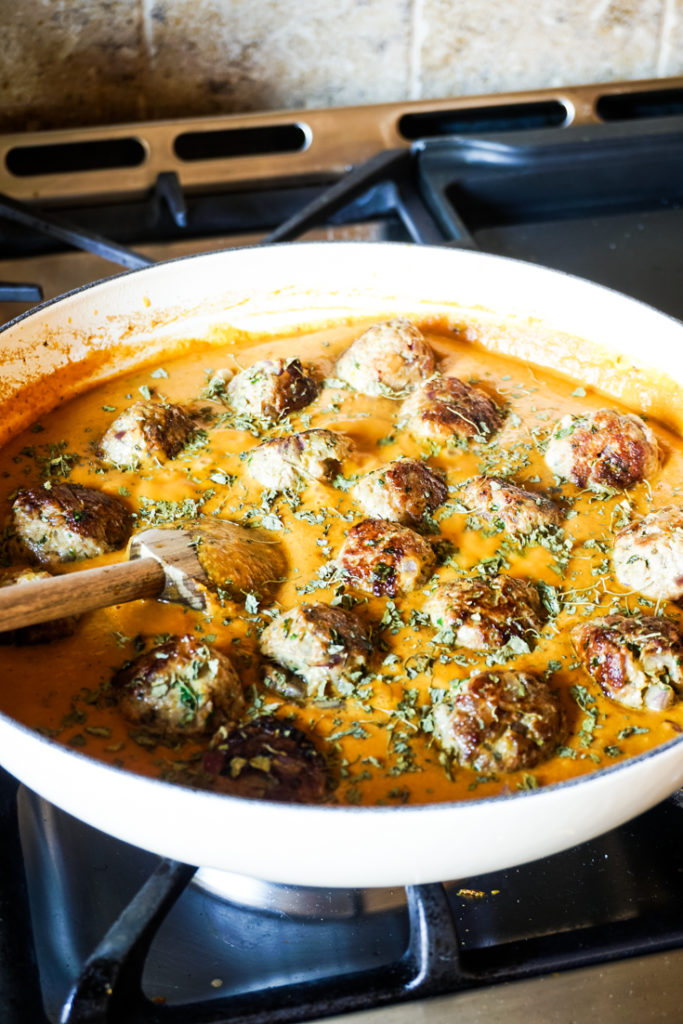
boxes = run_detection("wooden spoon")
[0,519,285,632]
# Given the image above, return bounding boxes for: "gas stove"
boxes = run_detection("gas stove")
[1,76,683,1023]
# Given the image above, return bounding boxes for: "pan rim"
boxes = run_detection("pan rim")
[2,239,683,841]
[3,698,681,817]
[2,238,682,341]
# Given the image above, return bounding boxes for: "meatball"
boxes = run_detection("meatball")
[337,518,437,597]
[401,376,502,446]
[612,506,683,602]
[226,358,319,420]
[12,483,133,567]
[334,318,435,398]
[0,567,77,646]
[204,716,332,802]
[98,401,195,467]
[352,459,447,527]
[112,635,245,738]
[461,476,561,537]
[425,575,545,651]
[571,614,683,711]
[259,602,371,698]
[544,408,660,492]
[247,429,353,490]
[431,670,565,773]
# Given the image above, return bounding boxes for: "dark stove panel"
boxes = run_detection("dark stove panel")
[18,785,409,1019]
[417,119,683,320]
[17,783,683,1024]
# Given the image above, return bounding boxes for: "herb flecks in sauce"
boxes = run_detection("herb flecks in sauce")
[0,320,681,806]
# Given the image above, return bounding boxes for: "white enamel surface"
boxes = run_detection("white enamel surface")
[1,709,683,887]
[2,241,683,886]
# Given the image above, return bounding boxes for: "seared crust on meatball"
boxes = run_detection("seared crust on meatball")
[337,518,437,597]
[98,401,195,467]
[335,318,435,398]
[425,575,545,651]
[545,408,660,492]
[432,670,565,773]
[612,506,683,602]
[12,483,133,567]
[247,429,353,490]
[571,614,683,711]
[259,602,371,698]
[461,475,561,536]
[0,567,77,646]
[352,459,447,527]
[113,635,245,738]
[401,376,502,446]
[226,358,319,420]
[204,716,332,802]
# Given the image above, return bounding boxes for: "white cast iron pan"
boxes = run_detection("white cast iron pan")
[2,241,683,889]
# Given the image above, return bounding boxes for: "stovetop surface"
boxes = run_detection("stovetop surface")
[1,84,683,1023]
[12,775,683,1023]
[416,117,683,321]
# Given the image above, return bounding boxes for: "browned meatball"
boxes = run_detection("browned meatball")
[226,358,319,420]
[0,567,77,645]
[247,428,353,490]
[401,376,502,446]
[337,518,437,597]
[544,408,660,492]
[571,614,683,711]
[334,318,435,398]
[461,475,561,537]
[204,716,332,802]
[259,602,371,697]
[612,506,683,602]
[12,483,133,567]
[352,459,447,527]
[112,635,245,738]
[98,401,195,467]
[431,670,565,773]
[425,575,545,651]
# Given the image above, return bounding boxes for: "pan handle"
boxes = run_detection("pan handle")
[0,557,165,632]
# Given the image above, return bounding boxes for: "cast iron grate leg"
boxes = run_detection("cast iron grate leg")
[61,859,467,1024]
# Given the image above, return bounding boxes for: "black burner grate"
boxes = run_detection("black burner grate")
[61,867,459,1024]
[15,781,683,1024]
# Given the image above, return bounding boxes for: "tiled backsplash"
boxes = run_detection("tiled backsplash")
[3,0,683,131]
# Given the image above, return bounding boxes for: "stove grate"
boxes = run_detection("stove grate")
[61,868,461,1024]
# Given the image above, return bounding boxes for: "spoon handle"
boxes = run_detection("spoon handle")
[0,558,165,631]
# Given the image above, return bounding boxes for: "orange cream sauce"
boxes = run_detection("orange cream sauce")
[2,318,683,805]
